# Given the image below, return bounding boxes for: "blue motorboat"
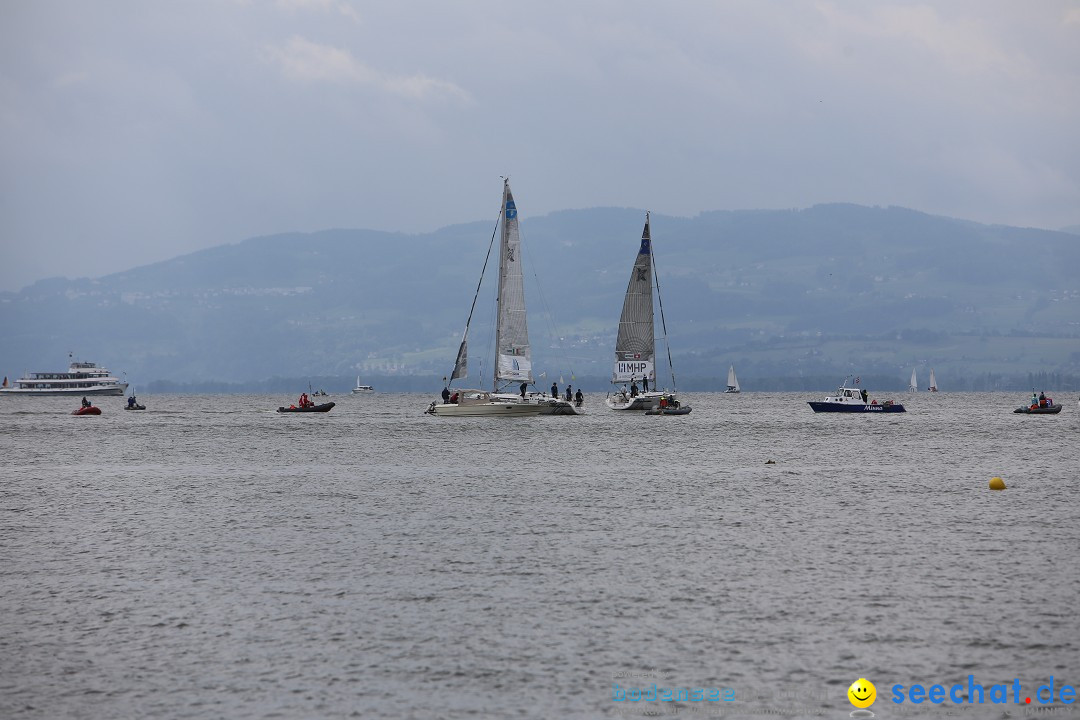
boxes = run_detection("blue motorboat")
[808,381,905,413]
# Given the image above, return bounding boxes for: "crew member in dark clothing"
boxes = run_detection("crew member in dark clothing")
[81,396,91,408]
[520,382,527,398]
[643,376,649,392]
[630,378,639,397]
[565,385,572,401]
[442,386,451,403]
[574,389,584,406]
[551,382,558,398]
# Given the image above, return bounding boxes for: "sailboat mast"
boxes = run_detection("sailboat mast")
[651,221,678,393]
[493,181,509,391]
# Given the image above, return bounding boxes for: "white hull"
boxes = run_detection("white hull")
[351,387,374,393]
[500,393,585,416]
[0,383,127,396]
[535,397,586,415]
[428,401,545,417]
[427,390,546,417]
[2,359,127,397]
[605,390,665,411]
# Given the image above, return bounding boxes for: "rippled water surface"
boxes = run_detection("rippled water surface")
[2,391,1078,719]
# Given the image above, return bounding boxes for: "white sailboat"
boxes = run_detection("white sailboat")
[908,368,918,393]
[725,365,741,393]
[605,213,689,414]
[928,368,938,392]
[351,376,373,393]
[427,179,579,417]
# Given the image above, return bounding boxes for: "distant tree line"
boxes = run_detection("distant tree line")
[144,372,1080,394]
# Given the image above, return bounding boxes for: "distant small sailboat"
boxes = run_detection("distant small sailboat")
[908,368,918,393]
[352,376,373,393]
[725,365,740,393]
[928,368,938,392]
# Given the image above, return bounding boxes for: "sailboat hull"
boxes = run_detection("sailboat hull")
[427,390,546,417]
[535,398,586,415]
[501,393,585,416]
[605,391,665,411]
[428,402,545,417]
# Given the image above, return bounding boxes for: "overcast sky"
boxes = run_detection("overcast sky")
[2,1,1078,292]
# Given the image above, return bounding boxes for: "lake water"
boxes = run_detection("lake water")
[2,391,1078,719]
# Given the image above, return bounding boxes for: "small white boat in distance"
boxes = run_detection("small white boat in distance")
[352,376,373,393]
[908,368,918,393]
[725,365,740,393]
[928,368,938,392]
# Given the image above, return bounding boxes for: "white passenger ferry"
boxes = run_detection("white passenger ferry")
[0,359,128,396]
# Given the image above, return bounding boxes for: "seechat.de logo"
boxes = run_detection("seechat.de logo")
[891,675,1077,706]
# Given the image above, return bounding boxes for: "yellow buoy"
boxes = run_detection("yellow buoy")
[989,477,1006,490]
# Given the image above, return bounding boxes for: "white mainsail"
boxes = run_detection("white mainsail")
[604,212,689,414]
[494,179,533,386]
[908,368,918,392]
[612,214,656,384]
[928,368,938,392]
[726,365,740,392]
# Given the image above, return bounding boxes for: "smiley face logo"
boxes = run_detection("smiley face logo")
[848,678,876,708]
[847,678,876,708]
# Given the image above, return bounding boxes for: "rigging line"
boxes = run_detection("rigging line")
[449,208,503,385]
[651,229,678,394]
[519,227,576,382]
[485,287,501,392]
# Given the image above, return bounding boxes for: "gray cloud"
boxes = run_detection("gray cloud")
[1,0,1078,291]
